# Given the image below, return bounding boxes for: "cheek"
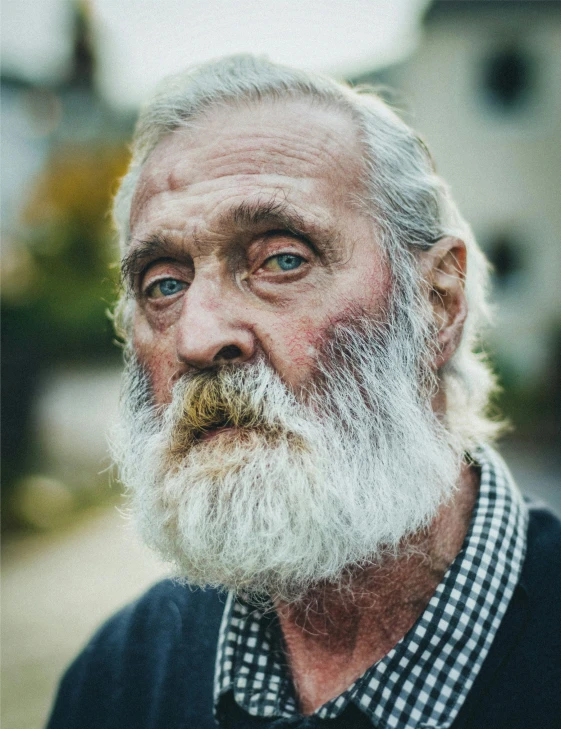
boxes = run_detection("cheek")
[133,317,179,405]
[259,272,392,390]
[283,328,320,371]
[267,283,391,386]
[356,261,392,312]
[259,314,333,389]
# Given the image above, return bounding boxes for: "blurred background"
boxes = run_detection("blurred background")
[1,1,560,727]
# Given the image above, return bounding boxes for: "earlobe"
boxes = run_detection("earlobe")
[421,237,468,369]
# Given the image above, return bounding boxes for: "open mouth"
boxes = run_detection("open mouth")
[192,414,239,443]
[198,426,236,442]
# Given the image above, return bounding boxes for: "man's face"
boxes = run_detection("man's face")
[116,98,461,601]
[127,99,391,403]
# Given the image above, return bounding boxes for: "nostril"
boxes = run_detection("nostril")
[215,345,243,362]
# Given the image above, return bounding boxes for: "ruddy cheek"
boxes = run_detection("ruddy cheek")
[267,326,322,388]
[150,360,180,405]
[362,264,392,309]
[286,331,319,369]
[133,327,179,405]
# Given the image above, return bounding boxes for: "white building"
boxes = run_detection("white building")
[366,0,561,386]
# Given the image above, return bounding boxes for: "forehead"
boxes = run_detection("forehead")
[129,99,365,239]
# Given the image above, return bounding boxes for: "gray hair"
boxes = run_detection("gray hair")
[113,54,501,448]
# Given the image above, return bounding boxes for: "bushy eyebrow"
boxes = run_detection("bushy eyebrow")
[121,234,178,292]
[228,197,310,236]
[121,197,342,290]
[224,197,342,261]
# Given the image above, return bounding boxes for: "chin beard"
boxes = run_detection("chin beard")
[111,310,462,605]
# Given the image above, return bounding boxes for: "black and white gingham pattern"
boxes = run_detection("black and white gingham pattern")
[214,446,528,728]
[214,593,298,717]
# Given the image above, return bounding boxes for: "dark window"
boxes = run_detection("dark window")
[487,234,523,288]
[482,46,535,112]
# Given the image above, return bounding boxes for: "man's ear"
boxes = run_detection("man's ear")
[420,237,468,369]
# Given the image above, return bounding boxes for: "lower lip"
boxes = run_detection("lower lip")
[200,427,235,441]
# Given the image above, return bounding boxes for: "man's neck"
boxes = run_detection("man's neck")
[276,462,480,715]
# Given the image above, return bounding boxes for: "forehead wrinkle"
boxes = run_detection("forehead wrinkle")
[184,133,341,181]
[130,100,370,260]
[164,100,364,189]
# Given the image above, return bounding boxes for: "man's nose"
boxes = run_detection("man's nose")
[175,279,256,369]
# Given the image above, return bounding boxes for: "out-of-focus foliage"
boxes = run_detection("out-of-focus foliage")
[5,143,129,360]
[1,141,129,524]
[1,0,136,528]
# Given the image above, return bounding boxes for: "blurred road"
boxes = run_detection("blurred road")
[2,504,168,729]
[1,446,559,729]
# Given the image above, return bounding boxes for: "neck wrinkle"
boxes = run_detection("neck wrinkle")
[275,460,479,714]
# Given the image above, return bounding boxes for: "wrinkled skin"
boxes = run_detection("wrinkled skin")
[127,100,393,403]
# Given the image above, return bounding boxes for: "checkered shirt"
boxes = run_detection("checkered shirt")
[213,446,528,728]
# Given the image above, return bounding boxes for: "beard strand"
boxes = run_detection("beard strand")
[111,311,462,605]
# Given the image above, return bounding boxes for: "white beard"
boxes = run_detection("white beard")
[111,312,462,604]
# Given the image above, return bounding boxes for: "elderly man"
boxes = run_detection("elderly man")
[47,56,560,729]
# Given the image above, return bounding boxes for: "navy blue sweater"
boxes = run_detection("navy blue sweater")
[46,504,561,728]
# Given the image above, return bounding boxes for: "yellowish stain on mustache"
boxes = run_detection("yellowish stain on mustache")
[168,371,287,459]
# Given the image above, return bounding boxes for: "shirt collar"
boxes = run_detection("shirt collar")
[214,446,528,728]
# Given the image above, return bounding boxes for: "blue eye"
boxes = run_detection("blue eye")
[278,254,303,270]
[264,254,304,272]
[149,278,186,298]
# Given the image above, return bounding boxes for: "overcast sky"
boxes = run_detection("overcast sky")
[1,0,429,109]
